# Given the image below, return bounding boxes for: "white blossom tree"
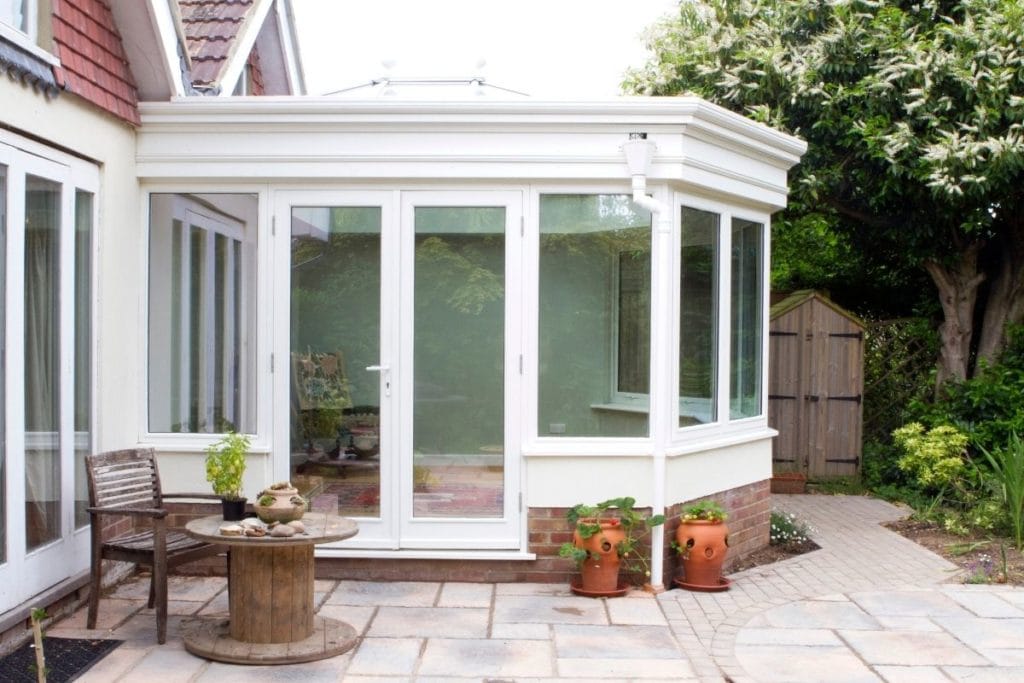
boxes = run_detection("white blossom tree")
[625,0,1024,385]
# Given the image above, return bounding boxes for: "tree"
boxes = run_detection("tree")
[624,0,1024,385]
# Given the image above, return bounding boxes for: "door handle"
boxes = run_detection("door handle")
[366,364,391,397]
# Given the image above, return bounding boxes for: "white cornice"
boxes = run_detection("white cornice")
[139,96,807,168]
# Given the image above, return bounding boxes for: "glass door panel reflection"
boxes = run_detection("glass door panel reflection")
[413,207,504,518]
[24,175,61,550]
[290,207,381,518]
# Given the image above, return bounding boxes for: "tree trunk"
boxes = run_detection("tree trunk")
[976,216,1024,368]
[924,242,985,388]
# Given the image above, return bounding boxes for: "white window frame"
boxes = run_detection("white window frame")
[0,1,60,67]
[141,186,271,453]
[525,184,664,457]
[0,129,97,613]
[667,191,772,453]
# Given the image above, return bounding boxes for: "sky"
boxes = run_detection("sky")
[290,0,681,98]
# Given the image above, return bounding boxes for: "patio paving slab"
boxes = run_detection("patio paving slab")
[838,628,989,666]
[418,637,555,677]
[553,624,684,660]
[367,606,490,638]
[346,637,423,676]
[329,580,440,606]
[492,594,609,625]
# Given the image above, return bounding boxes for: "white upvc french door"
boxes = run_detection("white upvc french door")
[272,189,521,551]
[0,135,94,614]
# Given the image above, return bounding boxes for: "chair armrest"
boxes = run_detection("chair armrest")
[87,505,168,519]
[162,493,224,501]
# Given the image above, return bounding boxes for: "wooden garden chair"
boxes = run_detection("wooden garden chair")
[85,448,223,644]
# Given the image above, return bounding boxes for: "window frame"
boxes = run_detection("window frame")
[668,192,772,452]
[140,185,271,452]
[0,1,60,67]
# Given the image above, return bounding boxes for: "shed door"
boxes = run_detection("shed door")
[807,326,863,478]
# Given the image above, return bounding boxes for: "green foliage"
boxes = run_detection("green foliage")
[911,328,1024,455]
[205,431,250,500]
[559,497,666,580]
[893,423,969,490]
[625,0,1024,377]
[679,499,728,523]
[978,433,1024,549]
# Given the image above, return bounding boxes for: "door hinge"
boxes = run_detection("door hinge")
[519,355,523,374]
[271,215,276,236]
[518,491,523,512]
[520,215,524,237]
[270,353,274,373]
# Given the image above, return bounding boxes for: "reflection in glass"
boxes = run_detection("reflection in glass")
[74,191,93,528]
[730,218,764,419]
[25,175,61,549]
[414,207,504,518]
[680,207,719,427]
[538,195,651,437]
[148,194,256,433]
[290,207,382,518]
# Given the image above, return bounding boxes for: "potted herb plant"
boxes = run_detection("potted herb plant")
[559,497,665,596]
[674,499,730,591]
[205,431,251,521]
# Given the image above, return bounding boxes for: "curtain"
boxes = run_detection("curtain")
[24,176,60,550]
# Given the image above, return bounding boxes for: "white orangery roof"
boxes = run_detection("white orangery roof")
[137,96,806,208]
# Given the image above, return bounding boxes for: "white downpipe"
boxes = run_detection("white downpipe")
[622,135,671,589]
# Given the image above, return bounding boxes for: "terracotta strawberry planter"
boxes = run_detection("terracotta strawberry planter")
[573,519,627,594]
[675,518,730,591]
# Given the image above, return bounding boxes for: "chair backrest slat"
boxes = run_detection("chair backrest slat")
[86,448,163,509]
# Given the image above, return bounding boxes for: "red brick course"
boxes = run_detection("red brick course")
[161,479,770,586]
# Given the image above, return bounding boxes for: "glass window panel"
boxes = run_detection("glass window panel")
[538,194,651,437]
[148,194,256,433]
[414,206,504,518]
[74,190,93,529]
[289,207,382,518]
[24,174,60,550]
[730,218,764,419]
[0,165,6,562]
[679,207,719,427]
[0,1,28,33]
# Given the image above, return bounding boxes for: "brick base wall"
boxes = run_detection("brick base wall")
[163,480,770,585]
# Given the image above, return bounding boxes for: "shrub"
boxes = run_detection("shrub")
[769,511,814,547]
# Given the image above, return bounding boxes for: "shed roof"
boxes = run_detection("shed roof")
[769,290,865,328]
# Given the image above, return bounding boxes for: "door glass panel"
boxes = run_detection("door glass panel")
[538,195,651,437]
[290,207,381,518]
[24,175,60,550]
[414,207,504,518]
[680,207,719,427]
[74,190,93,528]
[0,165,6,562]
[730,218,764,419]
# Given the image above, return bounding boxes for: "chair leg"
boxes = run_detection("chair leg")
[148,573,156,609]
[153,520,168,644]
[87,523,103,630]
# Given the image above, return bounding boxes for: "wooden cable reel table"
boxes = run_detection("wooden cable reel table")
[182,512,358,665]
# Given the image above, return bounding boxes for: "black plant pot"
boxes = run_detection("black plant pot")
[221,497,247,521]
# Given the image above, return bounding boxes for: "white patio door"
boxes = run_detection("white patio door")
[0,136,93,614]
[273,190,521,550]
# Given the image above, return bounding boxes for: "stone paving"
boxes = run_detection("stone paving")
[44,494,1024,681]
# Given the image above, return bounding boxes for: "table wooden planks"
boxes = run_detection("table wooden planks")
[181,512,358,665]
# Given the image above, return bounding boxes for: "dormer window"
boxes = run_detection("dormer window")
[0,0,34,39]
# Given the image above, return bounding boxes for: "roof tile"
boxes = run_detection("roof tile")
[178,0,255,89]
[51,0,140,125]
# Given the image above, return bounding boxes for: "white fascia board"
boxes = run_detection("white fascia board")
[143,0,185,98]
[217,0,275,96]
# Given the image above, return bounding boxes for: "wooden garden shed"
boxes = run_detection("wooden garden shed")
[769,291,865,480]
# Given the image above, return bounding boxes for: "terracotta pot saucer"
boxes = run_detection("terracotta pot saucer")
[570,579,630,598]
[673,576,732,592]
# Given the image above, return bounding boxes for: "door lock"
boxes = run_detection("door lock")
[366,364,391,397]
